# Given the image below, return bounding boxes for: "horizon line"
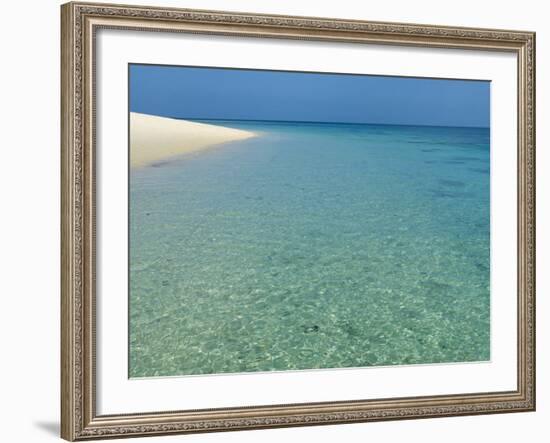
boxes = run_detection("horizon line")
[171,115,490,130]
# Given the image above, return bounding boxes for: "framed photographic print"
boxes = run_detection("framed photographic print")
[61,1,536,440]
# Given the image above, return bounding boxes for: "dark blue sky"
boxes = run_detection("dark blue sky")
[129,64,490,128]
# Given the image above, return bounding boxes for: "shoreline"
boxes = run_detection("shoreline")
[130,112,257,168]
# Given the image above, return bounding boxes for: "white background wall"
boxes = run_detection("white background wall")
[0,0,547,442]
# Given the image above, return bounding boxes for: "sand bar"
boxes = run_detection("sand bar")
[130,112,257,168]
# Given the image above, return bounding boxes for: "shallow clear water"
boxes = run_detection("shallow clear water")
[129,121,490,378]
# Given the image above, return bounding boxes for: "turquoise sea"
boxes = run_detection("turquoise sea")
[129,121,490,378]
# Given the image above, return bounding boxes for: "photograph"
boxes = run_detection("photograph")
[1,0,544,440]
[129,64,491,378]
[57,3,536,439]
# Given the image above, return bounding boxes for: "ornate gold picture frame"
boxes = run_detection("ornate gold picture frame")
[61,1,535,440]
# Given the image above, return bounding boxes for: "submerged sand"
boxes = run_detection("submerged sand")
[130,112,257,168]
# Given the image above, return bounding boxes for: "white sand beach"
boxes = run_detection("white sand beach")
[130,112,257,168]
